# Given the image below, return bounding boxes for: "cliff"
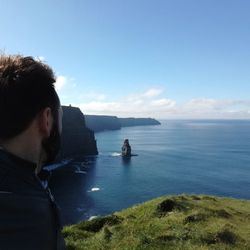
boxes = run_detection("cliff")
[85,115,161,132]
[85,115,121,132]
[119,117,161,127]
[63,195,250,250]
[58,106,98,159]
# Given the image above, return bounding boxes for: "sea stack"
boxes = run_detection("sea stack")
[122,139,131,157]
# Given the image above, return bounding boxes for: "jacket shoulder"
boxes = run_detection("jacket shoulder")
[0,191,57,249]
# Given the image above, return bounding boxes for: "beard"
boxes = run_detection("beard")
[42,119,61,166]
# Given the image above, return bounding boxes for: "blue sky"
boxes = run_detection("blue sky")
[1,0,250,118]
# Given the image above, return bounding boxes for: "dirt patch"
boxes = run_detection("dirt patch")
[203,228,238,245]
[184,213,208,223]
[155,198,188,217]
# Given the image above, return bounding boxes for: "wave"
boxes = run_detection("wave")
[88,187,101,192]
[88,216,98,221]
[111,152,121,157]
[75,170,87,174]
[45,158,73,171]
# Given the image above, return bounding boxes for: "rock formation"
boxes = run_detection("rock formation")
[121,139,131,157]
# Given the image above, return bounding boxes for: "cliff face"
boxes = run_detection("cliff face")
[119,118,161,127]
[85,115,121,132]
[58,106,98,159]
[85,115,161,132]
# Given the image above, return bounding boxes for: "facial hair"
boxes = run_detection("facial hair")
[42,119,61,166]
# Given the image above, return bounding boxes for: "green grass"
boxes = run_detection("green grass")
[63,195,250,249]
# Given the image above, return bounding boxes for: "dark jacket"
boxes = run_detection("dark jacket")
[0,149,65,250]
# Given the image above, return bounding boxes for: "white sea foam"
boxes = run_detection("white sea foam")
[75,170,87,174]
[45,158,72,171]
[111,152,121,157]
[88,187,100,192]
[88,216,98,221]
[74,166,87,174]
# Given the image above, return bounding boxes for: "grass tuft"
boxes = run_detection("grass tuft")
[76,214,123,232]
[102,226,112,242]
[213,209,232,218]
[156,234,177,242]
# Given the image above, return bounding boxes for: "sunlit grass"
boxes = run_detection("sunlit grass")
[63,195,250,250]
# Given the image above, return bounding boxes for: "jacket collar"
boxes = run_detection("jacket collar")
[0,148,51,184]
[0,148,37,173]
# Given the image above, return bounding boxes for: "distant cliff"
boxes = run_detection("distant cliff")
[85,115,161,132]
[58,106,98,159]
[85,115,121,132]
[119,118,161,127]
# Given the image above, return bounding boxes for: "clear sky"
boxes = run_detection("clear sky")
[1,0,250,119]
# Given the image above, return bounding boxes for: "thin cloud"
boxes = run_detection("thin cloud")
[82,92,107,101]
[35,56,45,62]
[75,88,176,117]
[38,56,45,61]
[75,96,250,119]
[55,75,67,91]
[64,85,250,119]
[151,98,176,107]
[143,88,163,98]
[125,88,163,103]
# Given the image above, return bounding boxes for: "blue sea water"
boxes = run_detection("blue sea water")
[49,120,250,225]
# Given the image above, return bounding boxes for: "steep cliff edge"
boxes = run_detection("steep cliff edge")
[58,106,98,159]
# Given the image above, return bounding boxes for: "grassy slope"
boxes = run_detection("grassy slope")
[63,195,250,250]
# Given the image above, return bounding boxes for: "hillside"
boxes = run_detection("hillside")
[63,195,250,250]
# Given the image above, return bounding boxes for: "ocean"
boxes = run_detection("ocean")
[49,120,250,225]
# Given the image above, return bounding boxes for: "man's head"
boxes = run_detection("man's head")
[0,54,62,166]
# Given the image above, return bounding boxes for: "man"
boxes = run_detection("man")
[0,55,65,249]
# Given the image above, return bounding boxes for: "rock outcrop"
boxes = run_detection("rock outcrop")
[121,139,132,157]
[58,106,98,159]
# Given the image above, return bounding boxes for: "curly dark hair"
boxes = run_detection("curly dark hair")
[0,54,60,140]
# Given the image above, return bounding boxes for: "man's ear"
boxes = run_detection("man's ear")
[38,107,53,138]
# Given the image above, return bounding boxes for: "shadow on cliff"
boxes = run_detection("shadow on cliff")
[49,156,98,225]
[58,106,98,160]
